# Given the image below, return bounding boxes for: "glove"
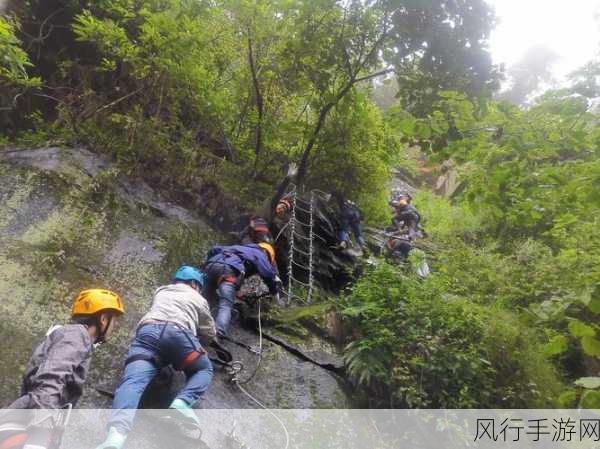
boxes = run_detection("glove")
[286,162,298,179]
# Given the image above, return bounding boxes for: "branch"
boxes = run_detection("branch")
[85,86,145,118]
[354,67,395,83]
[247,30,264,171]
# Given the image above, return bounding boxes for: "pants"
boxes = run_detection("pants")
[203,262,242,337]
[389,239,412,259]
[338,220,366,246]
[108,323,213,434]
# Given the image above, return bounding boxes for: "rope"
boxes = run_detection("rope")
[234,297,263,385]
[228,298,290,449]
[307,191,315,303]
[233,382,290,449]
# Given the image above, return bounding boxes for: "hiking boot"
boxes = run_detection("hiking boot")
[95,427,127,449]
[159,399,202,440]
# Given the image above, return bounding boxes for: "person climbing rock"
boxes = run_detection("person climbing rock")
[387,192,425,259]
[203,243,280,337]
[236,215,275,245]
[95,266,215,449]
[233,163,298,246]
[264,162,298,223]
[5,289,124,449]
[332,191,366,250]
[274,196,293,218]
[389,192,423,240]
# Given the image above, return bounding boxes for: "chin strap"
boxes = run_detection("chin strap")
[94,315,113,346]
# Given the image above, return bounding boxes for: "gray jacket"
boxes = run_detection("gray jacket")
[10,324,92,410]
[139,283,216,341]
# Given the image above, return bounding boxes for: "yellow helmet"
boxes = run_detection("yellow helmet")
[72,289,125,317]
[258,242,276,264]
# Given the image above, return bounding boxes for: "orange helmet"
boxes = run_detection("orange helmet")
[276,198,292,216]
[72,289,125,317]
[258,242,276,264]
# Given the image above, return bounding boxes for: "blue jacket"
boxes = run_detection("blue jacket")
[206,244,278,293]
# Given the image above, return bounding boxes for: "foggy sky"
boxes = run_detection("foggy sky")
[488,0,600,82]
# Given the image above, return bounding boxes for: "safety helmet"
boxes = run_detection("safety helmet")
[72,289,125,317]
[258,242,276,264]
[397,192,412,202]
[173,265,205,288]
[276,198,292,216]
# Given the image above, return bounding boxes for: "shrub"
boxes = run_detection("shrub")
[340,263,563,407]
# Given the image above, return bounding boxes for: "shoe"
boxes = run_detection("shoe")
[95,427,127,449]
[159,399,202,440]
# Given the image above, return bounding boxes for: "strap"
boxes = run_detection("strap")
[218,274,238,285]
[124,353,159,367]
[178,349,206,371]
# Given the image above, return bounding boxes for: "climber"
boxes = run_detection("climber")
[233,163,298,246]
[96,266,215,449]
[203,243,280,337]
[264,162,298,222]
[387,192,424,259]
[5,289,124,449]
[389,192,423,240]
[274,196,293,218]
[236,215,275,245]
[332,191,366,250]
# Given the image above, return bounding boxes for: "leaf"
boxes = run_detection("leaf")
[558,389,577,408]
[543,335,568,357]
[568,320,596,338]
[581,336,600,357]
[587,284,600,314]
[574,377,600,389]
[580,390,600,409]
[589,297,600,314]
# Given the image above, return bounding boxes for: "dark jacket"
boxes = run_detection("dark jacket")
[206,244,278,293]
[340,200,362,225]
[238,216,274,245]
[392,204,422,239]
[10,325,92,410]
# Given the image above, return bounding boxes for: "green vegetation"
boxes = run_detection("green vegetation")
[1,0,499,222]
[341,90,600,408]
[1,0,599,409]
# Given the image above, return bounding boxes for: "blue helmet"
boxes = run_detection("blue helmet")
[173,265,205,287]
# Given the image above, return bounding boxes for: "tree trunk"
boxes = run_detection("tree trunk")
[247,32,264,175]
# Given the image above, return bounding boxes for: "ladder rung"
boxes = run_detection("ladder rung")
[293,204,312,214]
[293,219,312,227]
[292,231,311,240]
[290,277,311,287]
[292,246,311,256]
[291,260,311,270]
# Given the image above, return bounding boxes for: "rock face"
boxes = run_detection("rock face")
[0,147,350,409]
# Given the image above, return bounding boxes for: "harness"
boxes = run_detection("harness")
[249,217,270,235]
[123,321,207,371]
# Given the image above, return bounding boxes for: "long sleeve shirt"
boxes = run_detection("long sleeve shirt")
[139,283,216,341]
[11,324,92,410]
[206,244,278,293]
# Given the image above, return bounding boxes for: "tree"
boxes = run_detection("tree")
[384,0,501,116]
[288,0,395,183]
[501,44,560,106]
[567,61,600,99]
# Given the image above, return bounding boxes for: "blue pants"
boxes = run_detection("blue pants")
[338,220,366,246]
[108,323,213,434]
[204,262,241,337]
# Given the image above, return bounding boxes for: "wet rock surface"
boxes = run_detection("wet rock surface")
[0,147,350,410]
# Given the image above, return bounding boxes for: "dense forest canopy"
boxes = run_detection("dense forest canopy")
[1,0,599,408]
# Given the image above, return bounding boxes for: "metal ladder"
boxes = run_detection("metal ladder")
[283,186,329,304]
